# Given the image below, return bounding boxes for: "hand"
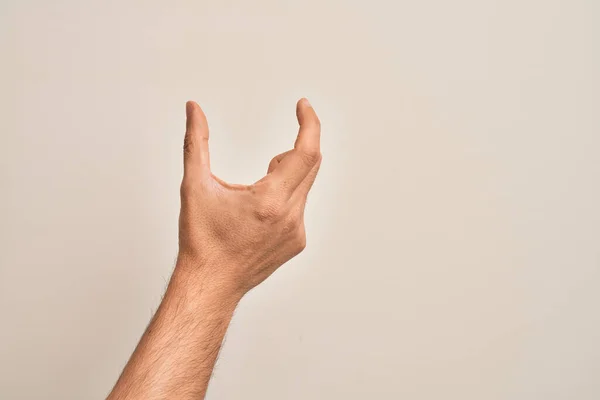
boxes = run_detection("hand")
[177,98,322,298]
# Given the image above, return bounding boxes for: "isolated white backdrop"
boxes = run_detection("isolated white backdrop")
[1,1,599,399]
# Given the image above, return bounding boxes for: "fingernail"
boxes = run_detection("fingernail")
[303,98,311,107]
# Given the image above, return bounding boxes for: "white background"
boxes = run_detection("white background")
[1,1,599,398]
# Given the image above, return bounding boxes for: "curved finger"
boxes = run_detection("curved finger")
[294,98,321,152]
[270,98,321,194]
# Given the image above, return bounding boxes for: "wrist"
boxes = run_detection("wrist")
[171,253,245,307]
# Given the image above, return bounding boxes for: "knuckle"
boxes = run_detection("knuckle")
[294,231,307,252]
[254,197,283,221]
[180,176,199,198]
[268,158,279,173]
[183,131,194,154]
[254,207,275,221]
[269,154,280,165]
[300,149,321,166]
[180,181,191,198]
[282,215,300,234]
[258,178,277,194]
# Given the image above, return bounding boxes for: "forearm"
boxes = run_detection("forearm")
[107,259,242,400]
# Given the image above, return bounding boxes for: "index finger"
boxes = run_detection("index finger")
[294,98,321,154]
[270,98,321,194]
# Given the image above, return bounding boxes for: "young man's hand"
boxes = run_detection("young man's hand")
[107,99,321,400]
[178,98,322,298]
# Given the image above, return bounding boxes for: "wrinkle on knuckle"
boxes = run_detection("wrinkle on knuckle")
[254,197,282,221]
[300,149,321,166]
[183,132,195,155]
[282,215,300,234]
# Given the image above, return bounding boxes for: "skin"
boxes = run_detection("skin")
[106,98,322,400]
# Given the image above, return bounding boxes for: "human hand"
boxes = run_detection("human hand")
[177,98,321,298]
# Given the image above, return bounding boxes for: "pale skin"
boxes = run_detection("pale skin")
[106,98,321,400]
